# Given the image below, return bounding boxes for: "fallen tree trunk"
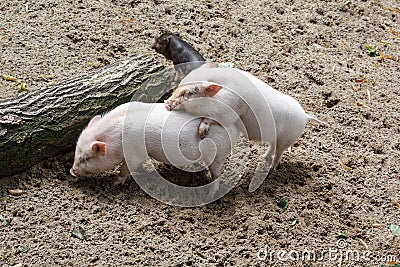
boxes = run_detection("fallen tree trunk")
[0,55,163,177]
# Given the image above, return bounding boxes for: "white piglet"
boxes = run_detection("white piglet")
[70,102,239,190]
[165,67,326,168]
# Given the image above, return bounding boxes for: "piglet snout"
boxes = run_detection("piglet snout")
[164,100,172,111]
[164,99,183,111]
[70,168,79,177]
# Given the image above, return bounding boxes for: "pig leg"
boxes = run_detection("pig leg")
[207,156,225,199]
[261,143,275,167]
[272,151,284,170]
[199,118,217,139]
[272,146,288,170]
[209,161,223,181]
[113,160,130,186]
[113,155,148,186]
[173,65,186,82]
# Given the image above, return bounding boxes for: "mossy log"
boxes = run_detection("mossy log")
[0,55,163,177]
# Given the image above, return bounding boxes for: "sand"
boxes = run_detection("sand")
[1,0,400,266]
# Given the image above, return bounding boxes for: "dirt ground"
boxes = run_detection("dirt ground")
[1,0,400,266]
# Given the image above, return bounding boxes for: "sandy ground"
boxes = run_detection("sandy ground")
[1,0,400,266]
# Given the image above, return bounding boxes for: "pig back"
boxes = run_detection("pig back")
[142,103,235,168]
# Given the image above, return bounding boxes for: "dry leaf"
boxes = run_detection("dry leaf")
[321,145,332,152]
[380,40,390,45]
[338,254,343,267]
[339,159,352,171]
[356,101,367,107]
[380,54,397,61]
[365,89,371,103]
[41,74,55,81]
[8,189,24,196]
[354,75,368,83]
[122,18,135,24]
[371,223,382,228]
[382,6,400,13]
[355,238,368,250]
[0,74,19,83]
[391,200,400,208]
[341,39,348,46]
[390,28,399,36]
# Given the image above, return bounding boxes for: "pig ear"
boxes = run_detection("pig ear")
[204,84,223,97]
[91,141,106,156]
[88,115,101,127]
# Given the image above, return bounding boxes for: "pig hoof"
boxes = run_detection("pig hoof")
[199,122,210,139]
[113,176,127,186]
[273,163,281,170]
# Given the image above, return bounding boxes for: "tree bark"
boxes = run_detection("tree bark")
[0,55,163,177]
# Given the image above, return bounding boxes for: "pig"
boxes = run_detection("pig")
[165,67,326,168]
[151,32,206,79]
[70,102,239,195]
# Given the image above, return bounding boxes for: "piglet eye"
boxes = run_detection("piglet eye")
[184,91,193,99]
